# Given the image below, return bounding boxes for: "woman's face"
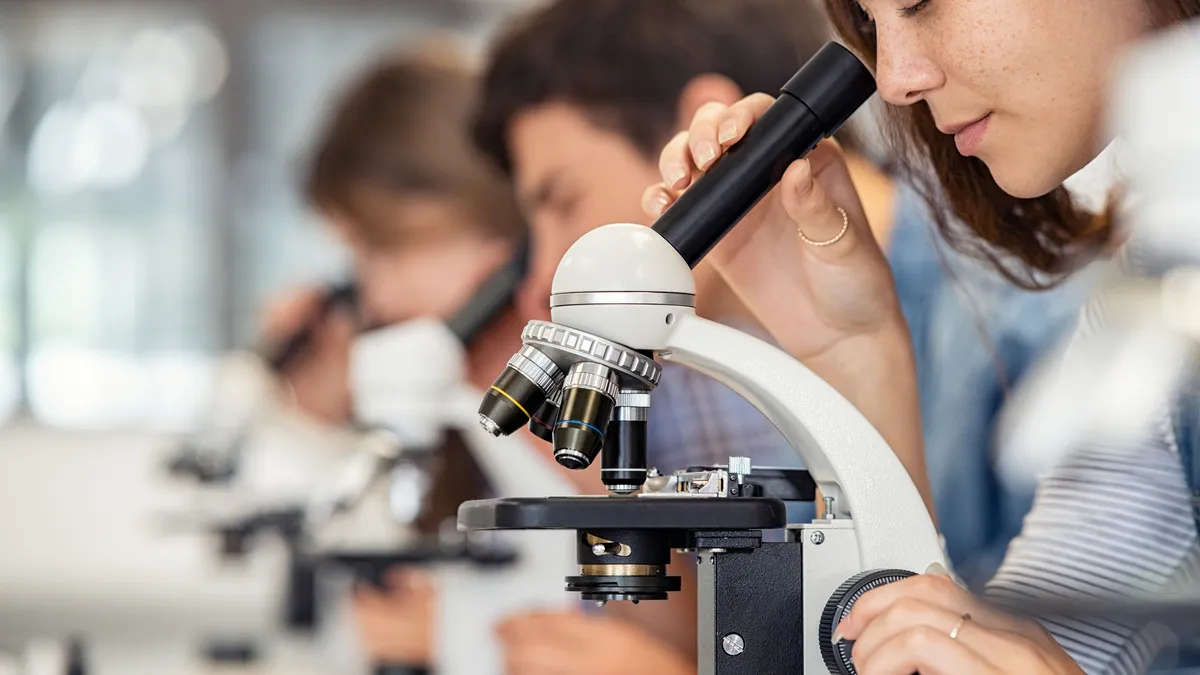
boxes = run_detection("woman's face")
[859,0,1150,198]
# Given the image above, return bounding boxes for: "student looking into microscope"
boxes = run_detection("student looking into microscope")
[641,0,1200,671]
[470,0,1082,620]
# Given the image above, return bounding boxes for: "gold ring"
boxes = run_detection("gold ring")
[949,613,971,641]
[798,206,850,247]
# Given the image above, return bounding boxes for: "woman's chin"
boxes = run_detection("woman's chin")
[985,157,1066,200]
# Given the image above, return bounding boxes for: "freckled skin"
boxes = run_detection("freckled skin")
[863,0,1151,198]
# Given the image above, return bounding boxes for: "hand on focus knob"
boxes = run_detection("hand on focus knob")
[835,570,1083,675]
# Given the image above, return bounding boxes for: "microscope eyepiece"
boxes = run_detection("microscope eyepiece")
[478,346,564,436]
[553,362,620,470]
[651,41,877,267]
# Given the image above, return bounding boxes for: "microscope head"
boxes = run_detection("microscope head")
[478,42,878,495]
[475,224,694,490]
[549,223,697,349]
[351,317,466,449]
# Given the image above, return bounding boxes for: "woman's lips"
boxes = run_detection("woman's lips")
[952,113,992,156]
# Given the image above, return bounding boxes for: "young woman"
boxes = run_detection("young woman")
[642,2,1200,674]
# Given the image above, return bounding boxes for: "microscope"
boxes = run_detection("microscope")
[195,248,576,675]
[167,282,360,487]
[462,43,945,675]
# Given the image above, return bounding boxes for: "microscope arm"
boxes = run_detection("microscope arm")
[660,312,944,572]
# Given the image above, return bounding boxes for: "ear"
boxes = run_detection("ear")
[675,74,746,130]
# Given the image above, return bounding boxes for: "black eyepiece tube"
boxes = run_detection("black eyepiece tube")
[266,280,358,373]
[601,418,648,494]
[651,42,876,267]
[446,238,529,345]
[601,390,650,494]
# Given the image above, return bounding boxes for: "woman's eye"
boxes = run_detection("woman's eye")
[899,0,931,18]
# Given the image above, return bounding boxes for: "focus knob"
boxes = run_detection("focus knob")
[819,569,916,675]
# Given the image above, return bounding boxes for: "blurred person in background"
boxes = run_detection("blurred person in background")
[297,43,701,673]
[470,9,1084,673]
[267,41,516,521]
[283,44,528,669]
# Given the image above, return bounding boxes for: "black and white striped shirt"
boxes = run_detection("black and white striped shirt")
[985,253,1200,674]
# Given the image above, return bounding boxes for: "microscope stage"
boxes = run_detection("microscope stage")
[457,496,786,531]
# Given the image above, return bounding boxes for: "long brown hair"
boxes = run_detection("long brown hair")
[823,0,1200,289]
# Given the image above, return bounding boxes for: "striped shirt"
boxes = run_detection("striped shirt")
[985,244,1200,674]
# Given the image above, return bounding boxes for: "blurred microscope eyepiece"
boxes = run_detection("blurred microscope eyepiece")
[553,362,620,470]
[478,345,564,436]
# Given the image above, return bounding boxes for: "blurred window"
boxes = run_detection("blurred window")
[0,0,517,431]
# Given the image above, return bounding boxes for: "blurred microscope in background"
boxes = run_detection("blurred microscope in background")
[0,241,574,675]
[0,2,555,674]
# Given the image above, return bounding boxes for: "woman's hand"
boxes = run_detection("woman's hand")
[642,95,933,515]
[836,571,1084,675]
[496,610,693,675]
[642,95,900,361]
[352,568,436,666]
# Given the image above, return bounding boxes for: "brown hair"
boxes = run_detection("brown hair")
[305,44,524,247]
[473,0,858,176]
[823,0,1200,288]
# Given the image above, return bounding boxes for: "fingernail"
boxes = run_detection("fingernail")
[718,121,738,145]
[666,165,689,189]
[694,142,717,169]
[652,193,670,217]
[831,630,845,646]
[925,562,950,577]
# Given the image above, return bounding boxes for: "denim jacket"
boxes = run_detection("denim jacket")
[1173,388,1200,533]
[888,187,1088,585]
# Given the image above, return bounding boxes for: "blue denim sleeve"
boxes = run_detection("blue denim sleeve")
[889,185,1086,585]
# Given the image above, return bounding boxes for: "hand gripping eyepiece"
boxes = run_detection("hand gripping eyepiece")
[652,42,876,268]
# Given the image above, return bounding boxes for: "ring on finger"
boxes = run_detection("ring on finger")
[798,206,850,247]
[949,613,972,641]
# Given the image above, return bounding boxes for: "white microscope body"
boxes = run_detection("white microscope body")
[544,224,944,674]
